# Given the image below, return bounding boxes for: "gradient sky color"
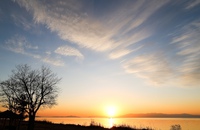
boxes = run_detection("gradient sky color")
[0,0,200,117]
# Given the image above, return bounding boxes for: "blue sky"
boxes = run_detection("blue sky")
[0,0,200,116]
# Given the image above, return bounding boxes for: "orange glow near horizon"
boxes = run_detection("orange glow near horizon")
[106,106,117,117]
[1,105,200,117]
[1,100,200,117]
[34,104,200,117]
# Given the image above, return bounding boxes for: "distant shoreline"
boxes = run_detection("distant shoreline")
[36,113,200,118]
[119,113,200,118]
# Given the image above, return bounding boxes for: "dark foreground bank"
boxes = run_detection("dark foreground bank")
[35,121,153,130]
[0,120,153,130]
[35,120,153,130]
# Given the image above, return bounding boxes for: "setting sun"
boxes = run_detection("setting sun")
[106,106,117,117]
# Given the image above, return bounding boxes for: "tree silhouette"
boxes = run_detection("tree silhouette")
[0,64,61,130]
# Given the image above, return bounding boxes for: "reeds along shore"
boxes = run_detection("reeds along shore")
[34,120,153,130]
[0,120,153,130]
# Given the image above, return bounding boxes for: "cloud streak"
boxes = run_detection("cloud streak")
[5,34,38,54]
[4,34,64,66]
[122,19,200,87]
[109,46,143,59]
[15,0,168,56]
[123,54,173,84]
[186,0,200,9]
[109,49,132,59]
[172,20,200,86]
[42,56,65,67]
[55,45,84,60]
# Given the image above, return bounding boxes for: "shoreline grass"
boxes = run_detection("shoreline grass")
[0,120,154,130]
[34,120,153,130]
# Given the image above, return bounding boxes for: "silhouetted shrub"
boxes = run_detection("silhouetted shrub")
[170,124,181,130]
[89,120,104,129]
[111,124,153,130]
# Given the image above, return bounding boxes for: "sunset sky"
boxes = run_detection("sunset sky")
[0,0,200,117]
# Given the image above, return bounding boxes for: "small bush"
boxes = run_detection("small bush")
[111,124,153,130]
[89,120,103,129]
[170,124,181,130]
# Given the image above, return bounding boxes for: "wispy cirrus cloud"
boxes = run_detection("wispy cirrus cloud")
[122,19,200,87]
[172,20,200,86]
[42,56,65,67]
[15,0,168,58]
[11,13,33,30]
[109,46,143,59]
[109,49,133,60]
[4,34,65,66]
[185,0,200,9]
[13,0,200,87]
[122,54,173,84]
[55,45,84,60]
[5,34,38,54]
[108,0,169,36]
[15,0,115,52]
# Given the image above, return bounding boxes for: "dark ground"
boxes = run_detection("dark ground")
[0,120,153,130]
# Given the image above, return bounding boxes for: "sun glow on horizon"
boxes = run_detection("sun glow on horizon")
[106,106,117,117]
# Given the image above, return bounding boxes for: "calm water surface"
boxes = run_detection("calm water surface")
[36,117,200,130]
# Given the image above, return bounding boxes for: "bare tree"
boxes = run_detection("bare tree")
[0,64,61,130]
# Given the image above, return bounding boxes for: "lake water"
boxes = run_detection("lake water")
[35,117,200,130]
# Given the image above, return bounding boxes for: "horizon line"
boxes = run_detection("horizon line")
[36,113,200,118]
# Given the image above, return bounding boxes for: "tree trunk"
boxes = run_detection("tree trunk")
[27,113,36,130]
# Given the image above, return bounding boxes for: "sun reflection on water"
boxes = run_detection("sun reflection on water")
[109,118,114,128]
